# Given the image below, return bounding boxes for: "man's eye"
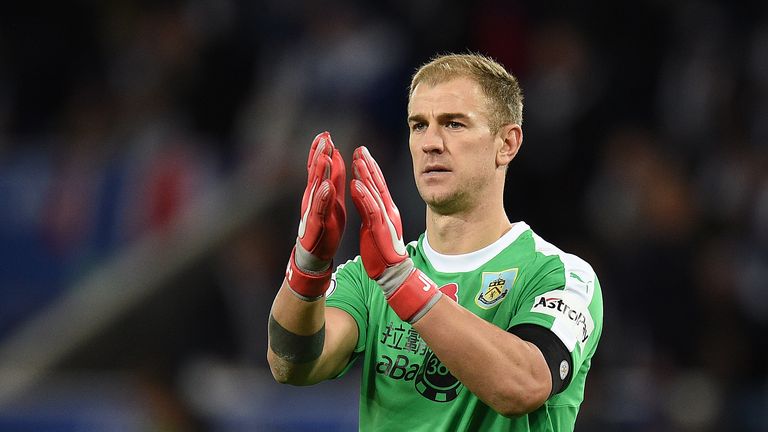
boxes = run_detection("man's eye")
[411,123,426,131]
[446,121,464,129]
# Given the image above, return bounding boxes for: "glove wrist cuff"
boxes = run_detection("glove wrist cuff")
[386,269,442,324]
[286,247,332,301]
[294,240,332,273]
[376,259,414,296]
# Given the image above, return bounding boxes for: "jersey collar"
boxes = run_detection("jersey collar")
[422,221,530,273]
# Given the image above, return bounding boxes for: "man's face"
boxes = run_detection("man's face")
[408,76,502,214]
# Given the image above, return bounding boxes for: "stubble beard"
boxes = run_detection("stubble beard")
[425,192,467,215]
[419,179,480,216]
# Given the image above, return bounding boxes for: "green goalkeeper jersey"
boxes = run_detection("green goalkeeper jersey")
[326,221,603,431]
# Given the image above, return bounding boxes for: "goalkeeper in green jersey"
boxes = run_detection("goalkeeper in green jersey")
[267,53,603,431]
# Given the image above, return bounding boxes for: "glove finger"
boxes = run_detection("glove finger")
[307,131,333,175]
[301,179,331,257]
[331,147,346,206]
[311,179,342,260]
[356,147,392,204]
[353,146,402,239]
[357,147,393,208]
[351,157,383,222]
[301,152,331,225]
[358,147,386,186]
[350,178,378,228]
[351,155,369,184]
[313,152,332,183]
[313,179,333,219]
[351,178,389,280]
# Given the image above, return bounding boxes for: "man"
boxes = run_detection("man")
[268,53,603,431]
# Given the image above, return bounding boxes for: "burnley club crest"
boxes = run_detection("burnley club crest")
[475,269,518,309]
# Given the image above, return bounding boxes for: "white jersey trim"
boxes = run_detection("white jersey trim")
[423,221,530,273]
[531,233,597,352]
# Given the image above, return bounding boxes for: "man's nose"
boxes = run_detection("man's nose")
[422,125,445,153]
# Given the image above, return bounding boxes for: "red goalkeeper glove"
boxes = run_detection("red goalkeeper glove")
[350,146,441,323]
[286,132,346,300]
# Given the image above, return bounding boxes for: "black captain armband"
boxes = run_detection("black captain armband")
[268,315,325,363]
[509,324,573,396]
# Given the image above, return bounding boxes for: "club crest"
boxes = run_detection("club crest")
[475,269,518,309]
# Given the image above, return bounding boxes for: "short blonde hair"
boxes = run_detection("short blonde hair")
[409,53,523,132]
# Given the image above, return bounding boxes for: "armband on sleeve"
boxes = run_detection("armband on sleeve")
[509,324,573,396]
[268,314,325,363]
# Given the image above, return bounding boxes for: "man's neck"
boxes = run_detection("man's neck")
[425,203,512,255]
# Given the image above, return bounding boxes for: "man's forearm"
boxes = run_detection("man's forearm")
[267,278,327,384]
[269,314,325,364]
[267,131,355,385]
[412,296,552,417]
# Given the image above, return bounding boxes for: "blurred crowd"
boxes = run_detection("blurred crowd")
[0,0,766,430]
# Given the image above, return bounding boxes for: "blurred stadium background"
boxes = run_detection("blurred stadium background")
[0,0,766,430]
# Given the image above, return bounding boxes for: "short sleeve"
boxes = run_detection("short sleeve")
[508,252,600,375]
[325,256,371,355]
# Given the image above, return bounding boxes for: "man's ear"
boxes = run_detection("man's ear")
[496,124,523,167]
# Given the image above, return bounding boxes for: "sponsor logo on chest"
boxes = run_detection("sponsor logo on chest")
[375,283,464,402]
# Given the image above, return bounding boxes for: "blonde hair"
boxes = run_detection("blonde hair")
[409,53,523,132]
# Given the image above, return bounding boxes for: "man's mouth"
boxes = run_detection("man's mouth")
[423,164,451,174]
